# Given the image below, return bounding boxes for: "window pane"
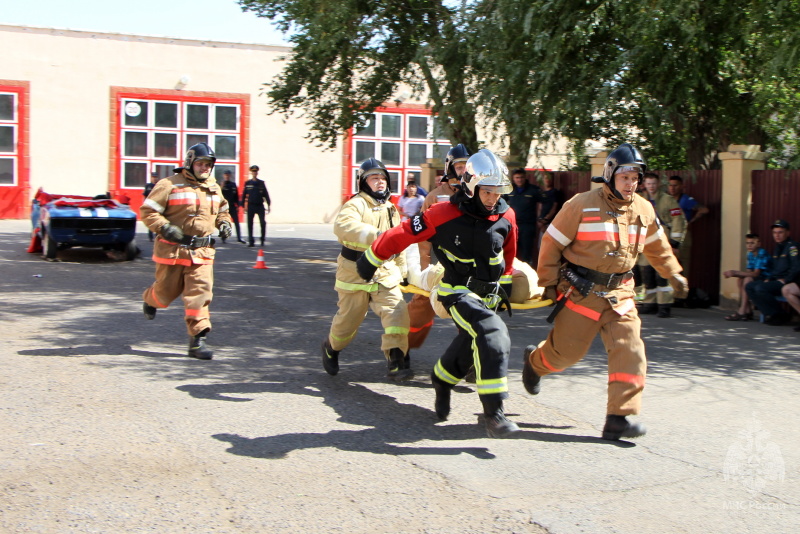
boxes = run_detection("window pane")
[407,171,421,184]
[123,100,148,127]
[355,114,376,137]
[186,134,208,147]
[155,164,173,179]
[0,94,14,121]
[186,104,209,129]
[215,106,237,130]
[381,115,401,138]
[124,131,148,157]
[0,126,14,152]
[381,143,401,165]
[214,135,237,160]
[215,165,237,183]
[155,102,178,128]
[433,143,450,162]
[154,133,177,158]
[432,117,448,140]
[0,158,14,184]
[388,171,400,194]
[352,169,360,193]
[124,162,147,188]
[408,144,428,166]
[408,116,428,139]
[355,141,375,163]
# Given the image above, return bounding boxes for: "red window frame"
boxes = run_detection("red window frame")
[0,81,30,219]
[110,87,249,215]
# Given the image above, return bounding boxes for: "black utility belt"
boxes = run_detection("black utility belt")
[179,235,215,249]
[566,262,633,289]
[340,247,364,262]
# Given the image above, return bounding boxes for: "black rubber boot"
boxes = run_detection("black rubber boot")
[188,331,213,360]
[602,415,647,441]
[386,348,414,382]
[521,344,541,395]
[656,304,671,318]
[481,398,520,438]
[637,303,657,314]
[321,340,340,376]
[430,372,453,421]
[143,302,157,320]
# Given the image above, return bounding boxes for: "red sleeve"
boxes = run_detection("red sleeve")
[371,202,460,260]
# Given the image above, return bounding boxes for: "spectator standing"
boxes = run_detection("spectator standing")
[637,172,686,318]
[745,220,800,325]
[537,172,562,247]
[723,233,770,321]
[220,170,245,244]
[505,168,540,265]
[241,165,271,247]
[398,182,425,220]
[668,175,709,278]
[143,171,159,242]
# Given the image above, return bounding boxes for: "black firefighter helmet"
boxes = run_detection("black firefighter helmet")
[176,142,216,181]
[358,158,392,202]
[591,143,646,199]
[443,144,472,182]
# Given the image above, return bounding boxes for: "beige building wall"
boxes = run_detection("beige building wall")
[0,24,343,223]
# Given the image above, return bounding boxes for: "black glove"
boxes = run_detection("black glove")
[543,286,558,306]
[668,238,680,249]
[218,221,233,239]
[400,278,409,287]
[160,224,184,243]
[356,253,379,281]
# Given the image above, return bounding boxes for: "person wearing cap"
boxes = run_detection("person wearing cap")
[521,143,687,441]
[745,219,800,325]
[143,171,160,242]
[356,149,521,438]
[220,170,245,244]
[241,165,271,247]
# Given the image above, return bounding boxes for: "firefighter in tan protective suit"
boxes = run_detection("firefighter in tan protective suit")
[140,143,233,360]
[522,144,688,441]
[321,158,411,381]
[637,172,687,318]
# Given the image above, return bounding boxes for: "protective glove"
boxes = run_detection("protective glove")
[160,224,184,243]
[543,286,558,306]
[400,278,409,287]
[356,252,379,281]
[218,221,233,239]
[669,273,689,299]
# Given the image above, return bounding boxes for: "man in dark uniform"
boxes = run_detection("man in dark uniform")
[220,170,245,244]
[745,219,800,325]
[241,165,271,247]
[505,168,540,265]
[143,171,159,242]
[357,149,521,438]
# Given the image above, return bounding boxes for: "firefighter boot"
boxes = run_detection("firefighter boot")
[522,344,541,395]
[637,303,657,314]
[321,340,340,376]
[386,348,414,382]
[602,415,647,441]
[143,302,157,320]
[188,330,213,360]
[430,372,453,421]
[481,398,520,438]
[657,304,671,318]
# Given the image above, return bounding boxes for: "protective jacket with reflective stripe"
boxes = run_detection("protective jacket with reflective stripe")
[140,171,231,266]
[334,191,406,289]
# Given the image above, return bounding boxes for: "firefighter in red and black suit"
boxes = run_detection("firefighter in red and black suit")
[521,143,688,440]
[140,143,233,360]
[357,149,521,438]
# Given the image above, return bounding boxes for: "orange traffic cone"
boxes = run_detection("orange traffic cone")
[27,228,43,253]
[253,249,268,269]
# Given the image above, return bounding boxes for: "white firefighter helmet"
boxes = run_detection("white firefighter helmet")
[461,149,512,198]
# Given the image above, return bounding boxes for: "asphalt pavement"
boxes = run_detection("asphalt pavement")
[1,220,797,533]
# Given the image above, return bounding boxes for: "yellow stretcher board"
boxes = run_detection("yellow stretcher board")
[400,284,553,310]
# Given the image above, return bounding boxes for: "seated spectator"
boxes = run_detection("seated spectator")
[745,220,800,325]
[397,182,425,220]
[723,233,770,321]
[781,282,800,331]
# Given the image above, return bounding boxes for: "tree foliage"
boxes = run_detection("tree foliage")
[242,0,800,169]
